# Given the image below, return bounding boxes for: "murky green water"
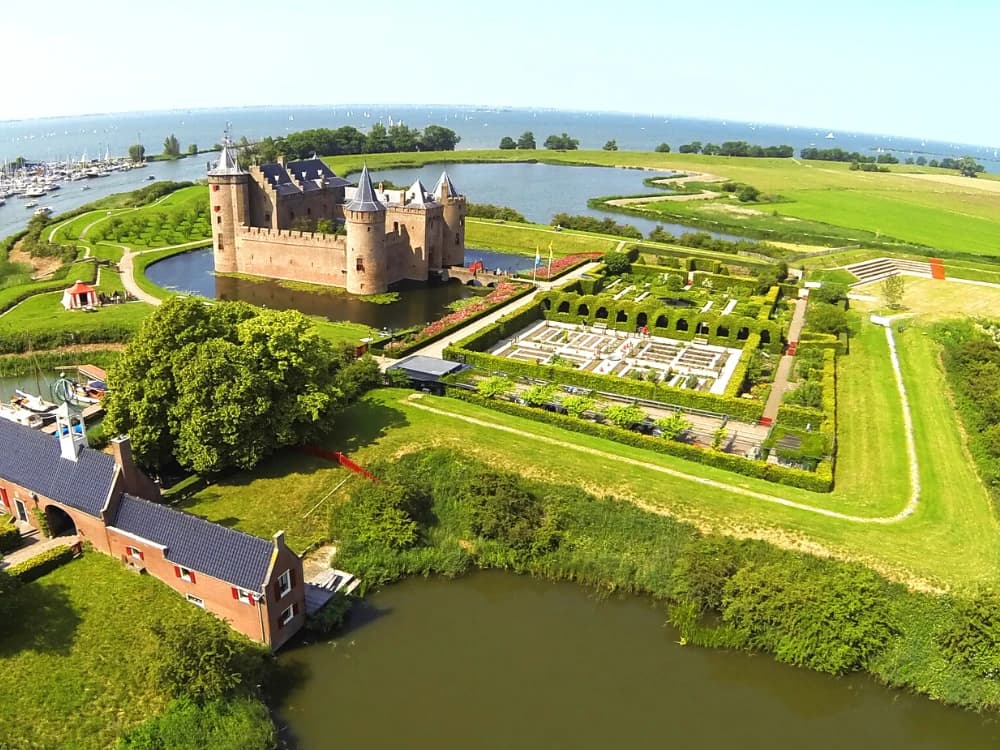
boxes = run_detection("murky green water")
[276,572,999,750]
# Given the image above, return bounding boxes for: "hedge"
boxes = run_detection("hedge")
[0,259,98,316]
[0,321,137,355]
[7,545,77,582]
[448,389,832,492]
[0,516,21,553]
[723,332,761,399]
[777,403,825,429]
[378,282,535,359]
[798,332,847,355]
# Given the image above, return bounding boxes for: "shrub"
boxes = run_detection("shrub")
[332,480,428,552]
[938,588,1000,678]
[8,544,76,581]
[0,515,21,552]
[602,250,632,275]
[115,698,276,750]
[463,469,547,551]
[304,593,354,635]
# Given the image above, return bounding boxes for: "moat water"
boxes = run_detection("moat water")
[276,572,1000,750]
[144,247,535,330]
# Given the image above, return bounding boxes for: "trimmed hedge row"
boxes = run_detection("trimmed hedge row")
[378,282,536,359]
[0,322,136,355]
[7,545,77,582]
[630,244,772,272]
[0,516,21,553]
[798,332,847,355]
[447,389,832,492]
[777,403,825,429]
[723,332,761,399]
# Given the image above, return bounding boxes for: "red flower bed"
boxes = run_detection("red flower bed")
[522,252,602,281]
[386,281,530,350]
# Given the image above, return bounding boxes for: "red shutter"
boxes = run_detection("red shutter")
[249,593,256,608]
[174,565,181,578]
[231,587,239,600]
[0,488,8,510]
[138,549,144,561]
[189,571,196,584]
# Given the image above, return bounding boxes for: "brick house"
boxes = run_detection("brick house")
[0,404,305,649]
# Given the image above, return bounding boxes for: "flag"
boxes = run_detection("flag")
[534,246,541,267]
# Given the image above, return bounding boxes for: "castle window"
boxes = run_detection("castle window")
[216,216,222,225]
[356,258,364,271]
[307,208,311,216]
[264,213,271,224]
[455,233,460,245]
[290,211,295,220]
[393,222,399,233]
[217,234,224,250]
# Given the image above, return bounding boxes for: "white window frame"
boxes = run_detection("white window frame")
[279,603,296,626]
[237,589,253,605]
[186,594,205,608]
[178,566,195,583]
[278,569,292,597]
[126,546,142,560]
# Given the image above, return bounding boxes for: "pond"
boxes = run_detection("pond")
[275,572,1000,750]
[145,248,531,331]
[369,162,746,241]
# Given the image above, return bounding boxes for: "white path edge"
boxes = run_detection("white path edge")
[405,325,920,525]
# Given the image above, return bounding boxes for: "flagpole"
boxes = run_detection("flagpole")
[547,242,553,278]
[533,244,539,283]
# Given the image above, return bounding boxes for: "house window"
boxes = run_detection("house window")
[186,594,205,608]
[278,569,293,597]
[174,565,196,583]
[232,587,255,605]
[279,602,297,627]
[126,546,144,561]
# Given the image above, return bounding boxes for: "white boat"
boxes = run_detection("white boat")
[0,403,43,429]
[24,186,47,198]
[24,200,39,209]
[825,132,835,139]
[34,206,53,216]
[13,389,57,415]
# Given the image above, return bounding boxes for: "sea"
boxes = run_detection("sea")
[2,105,997,241]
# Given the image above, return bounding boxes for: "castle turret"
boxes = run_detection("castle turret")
[207,136,249,274]
[345,166,388,295]
[434,171,466,267]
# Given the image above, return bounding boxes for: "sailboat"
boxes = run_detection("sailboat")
[825,132,835,140]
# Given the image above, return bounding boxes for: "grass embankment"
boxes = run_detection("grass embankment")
[178,319,996,590]
[327,149,1000,257]
[851,277,1000,321]
[0,554,269,749]
[467,218,619,257]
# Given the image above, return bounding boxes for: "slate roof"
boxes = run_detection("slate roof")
[346,166,384,212]
[433,170,459,199]
[111,494,275,592]
[286,158,351,190]
[406,178,434,206]
[0,418,116,517]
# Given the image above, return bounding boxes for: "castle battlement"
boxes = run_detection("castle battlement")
[208,145,465,294]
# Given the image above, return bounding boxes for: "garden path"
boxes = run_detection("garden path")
[761,298,807,424]
[410,262,602,359]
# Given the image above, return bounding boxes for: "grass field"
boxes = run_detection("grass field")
[0,290,152,339]
[852,277,1000,321]
[176,313,997,590]
[0,554,210,748]
[326,149,1000,257]
[467,218,619,257]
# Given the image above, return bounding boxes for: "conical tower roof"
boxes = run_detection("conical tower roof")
[208,139,245,176]
[433,170,459,199]
[347,166,385,212]
[407,178,432,206]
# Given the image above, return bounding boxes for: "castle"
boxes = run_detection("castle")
[207,141,467,294]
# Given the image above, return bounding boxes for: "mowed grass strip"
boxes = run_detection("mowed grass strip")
[0,554,206,749]
[467,219,618,257]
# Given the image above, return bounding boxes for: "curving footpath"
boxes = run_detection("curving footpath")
[404,325,920,524]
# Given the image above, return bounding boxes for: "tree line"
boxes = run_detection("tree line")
[678,141,794,158]
[235,123,461,165]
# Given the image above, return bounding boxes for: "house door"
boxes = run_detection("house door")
[14,499,28,523]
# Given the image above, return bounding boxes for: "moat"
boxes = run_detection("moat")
[145,247,535,330]
[276,572,1000,750]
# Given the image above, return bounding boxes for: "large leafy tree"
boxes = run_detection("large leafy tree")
[419,125,461,151]
[516,131,536,150]
[104,297,375,473]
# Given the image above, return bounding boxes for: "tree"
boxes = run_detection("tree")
[543,133,579,150]
[463,470,544,550]
[602,404,645,429]
[103,297,370,473]
[807,301,850,336]
[128,144,146,163]
[736,185,760,202]
[939,587,1000,678]
[521,383,559,407]
[364,123,392,154]
[331,481,424,551]
[387,123,420,152]
[517,131,536,150]
[957,156,983,177]
[655,142,671,153]
[420,125,460,151]
[678,142,702,154]
[915,156,927,166]
[162,134,181,158]
[151,613,265,703]
[562,394,595,419]
[655,413,692,440]
[187,144,198,155]
[315,218,335,234]
[603,139,618,151]
[478,376,514,399]
[498,136,517,150]
[881,274,905,309]
[602,250,631,275]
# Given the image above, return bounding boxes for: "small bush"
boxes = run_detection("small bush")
[0,515,21,553]
[8,544,75,581]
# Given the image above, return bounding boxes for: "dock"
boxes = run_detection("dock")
[304,568,361,615]
[41,401,104,434]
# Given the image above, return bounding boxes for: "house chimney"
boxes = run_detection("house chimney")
[112,436,160,500]
[277,155,286,167]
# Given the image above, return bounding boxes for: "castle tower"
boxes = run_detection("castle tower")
[434,171,466,267]
[345,166,388,295]
[206,136,249,274]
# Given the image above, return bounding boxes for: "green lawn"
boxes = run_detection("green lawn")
[0,291,152,338]
[467,218,619,257]
[0,554,214,748]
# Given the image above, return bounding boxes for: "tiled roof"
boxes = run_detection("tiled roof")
[111,495,274,592]
[346,166,384,212]
[208,143,245,177]
[0,419,116,517]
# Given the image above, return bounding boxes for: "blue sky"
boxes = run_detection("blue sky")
[3,0,997,145]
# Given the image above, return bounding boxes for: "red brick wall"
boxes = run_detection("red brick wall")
[0,479,110,552]
[261,544,307,651]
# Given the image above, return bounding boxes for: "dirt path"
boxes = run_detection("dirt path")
[761,298,807,424]
[405,326,920,524]
[607,190,720,206]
